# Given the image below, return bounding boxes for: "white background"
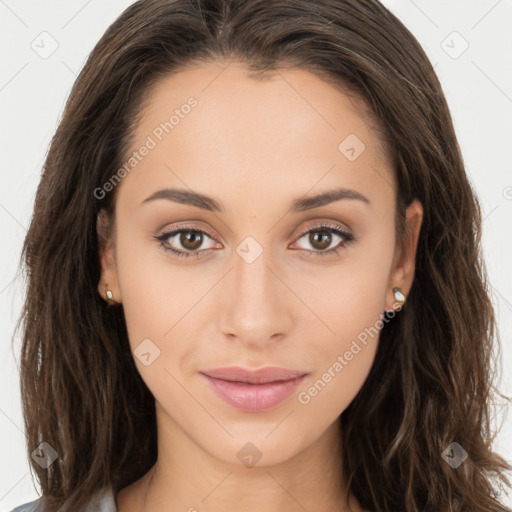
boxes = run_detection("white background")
[1,0,511,509]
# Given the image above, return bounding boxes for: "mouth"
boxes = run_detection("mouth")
[200,365,308,384]
[199,366,308,411]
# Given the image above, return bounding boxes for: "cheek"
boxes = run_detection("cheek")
[294,243,393,415]
[114,227,215,400]
[295,285,385,421]
[114,228,197,357]
[300,236,392,351]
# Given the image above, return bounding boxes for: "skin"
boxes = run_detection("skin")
[97,59,423,512]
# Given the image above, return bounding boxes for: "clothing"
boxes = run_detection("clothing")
[10,484,117,512]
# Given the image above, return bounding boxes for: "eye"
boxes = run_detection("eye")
[154,225,219,259]
[291,223,355,257]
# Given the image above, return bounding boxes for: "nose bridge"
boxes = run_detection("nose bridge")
[217,238,291,344]
[234,238,274,303]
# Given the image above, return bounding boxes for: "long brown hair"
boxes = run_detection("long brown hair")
[14,0,511,510]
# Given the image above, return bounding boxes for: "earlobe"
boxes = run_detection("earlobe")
[97,282,120,306]
[384,287,406,313]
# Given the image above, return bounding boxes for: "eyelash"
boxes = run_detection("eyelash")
[154,222,355,259]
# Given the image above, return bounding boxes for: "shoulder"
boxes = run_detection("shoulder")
[9,485,117,512]
[9,497,44,512]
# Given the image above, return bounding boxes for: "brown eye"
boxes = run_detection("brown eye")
[293,223,355,257]
[155,226,218,259]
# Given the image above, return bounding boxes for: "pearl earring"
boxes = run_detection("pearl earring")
[393,287,405,306]
[103,285,118,305]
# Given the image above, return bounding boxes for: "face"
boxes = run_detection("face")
[98,60,422,468]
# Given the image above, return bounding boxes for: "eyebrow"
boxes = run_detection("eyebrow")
[140,187,370,212]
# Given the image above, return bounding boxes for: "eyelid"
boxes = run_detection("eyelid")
[291,219,352,239]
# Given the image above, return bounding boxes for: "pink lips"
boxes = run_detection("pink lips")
[200,366,308,412]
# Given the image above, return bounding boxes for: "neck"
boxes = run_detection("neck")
[128,412,363,512]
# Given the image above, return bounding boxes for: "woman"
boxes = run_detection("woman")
[11,0,511,511]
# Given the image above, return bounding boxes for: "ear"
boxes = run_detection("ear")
[96,208,121,304]
[385,199,423,311]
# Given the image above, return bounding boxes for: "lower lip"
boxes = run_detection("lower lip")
[201,374,306,411]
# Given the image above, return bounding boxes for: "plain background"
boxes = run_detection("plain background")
[1,0,511,509]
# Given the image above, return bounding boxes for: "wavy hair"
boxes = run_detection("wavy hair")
[13,0,511,510]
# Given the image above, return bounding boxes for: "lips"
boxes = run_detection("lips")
[200,366,307,384]
[200,366,308,411]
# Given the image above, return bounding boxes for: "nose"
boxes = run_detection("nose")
[217,245,293,349]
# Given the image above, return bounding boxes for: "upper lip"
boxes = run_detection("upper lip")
[200,366,308,384]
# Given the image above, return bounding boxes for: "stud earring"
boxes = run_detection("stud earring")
[393,287,406,306]
[103,285,118,305]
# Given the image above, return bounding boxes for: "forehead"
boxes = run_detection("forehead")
[117,61,395,215]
